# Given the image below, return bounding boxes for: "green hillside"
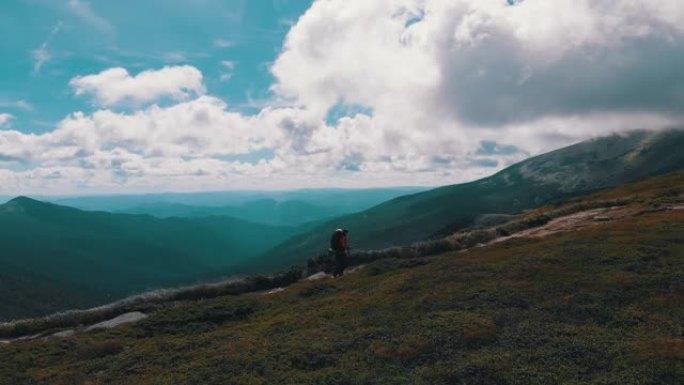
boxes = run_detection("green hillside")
[255,129,684,270]
[0,198,301,321]
[1,172,682,384]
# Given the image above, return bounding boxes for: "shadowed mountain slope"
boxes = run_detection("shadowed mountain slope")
[255,129,684,270]
[0,198,300,321]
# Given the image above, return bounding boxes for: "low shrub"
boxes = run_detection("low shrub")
[0,267,303,339]
[366,258,428,276]
[299,282,338,298]
[77,339,124,359]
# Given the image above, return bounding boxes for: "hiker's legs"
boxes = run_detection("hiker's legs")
[334,250,347,277]
[325,250,336,274]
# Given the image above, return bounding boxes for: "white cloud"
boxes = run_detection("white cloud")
[260,0,684,175]
[67,0,114,34]
[51,95,279,158]
[15,100,34,112]
[278,18,296,27]
[5,0,684,193]
[0,100,34,112]
[0,93,475,193]
[31,21,63,75]
[163,52,189,62]
[0,96,293,183]
[70,66,206,107]
[219,61,236,82]
[214,39,234,48]
[0,114,14,128]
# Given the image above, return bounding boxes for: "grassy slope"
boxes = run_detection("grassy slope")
[254,129,684,271]
[2,173,682,384]
[0,270,104,320]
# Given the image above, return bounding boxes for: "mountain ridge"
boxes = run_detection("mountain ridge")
[251,129,684,271]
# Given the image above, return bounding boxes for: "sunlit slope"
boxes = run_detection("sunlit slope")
[2,172,682,385]
[257,129,684,269]
[0,197,300,320]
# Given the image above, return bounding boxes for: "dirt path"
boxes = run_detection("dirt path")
[493,207,621,243]
[493,203,681,244]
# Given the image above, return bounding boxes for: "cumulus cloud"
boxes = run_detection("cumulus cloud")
[432,1,684,126]
[0,98,314,192]
[70,66,206,107]
[0,96,281,163]
[4,0,684,193]
[272,0,684,153]
[0,94,482,193]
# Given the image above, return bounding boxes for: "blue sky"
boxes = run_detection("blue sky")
[0,0,683,194]
[0,0,312,133]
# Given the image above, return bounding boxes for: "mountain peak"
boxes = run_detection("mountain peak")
[5,196,54,209]
[8,196,42,205]
[1,196,62,214]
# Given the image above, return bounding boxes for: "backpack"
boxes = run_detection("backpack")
[330,229,345,250]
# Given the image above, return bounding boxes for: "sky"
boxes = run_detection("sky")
[1,0,683,194]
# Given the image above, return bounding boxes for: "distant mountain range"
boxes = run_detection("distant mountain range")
[114,199,367,227]
[253,129,684,270]
[44,188,426,226]
[0,198,300,320]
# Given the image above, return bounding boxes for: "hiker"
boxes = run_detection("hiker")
[329,228,350,277]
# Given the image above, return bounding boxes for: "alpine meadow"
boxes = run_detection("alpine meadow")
[1,1,683,384]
